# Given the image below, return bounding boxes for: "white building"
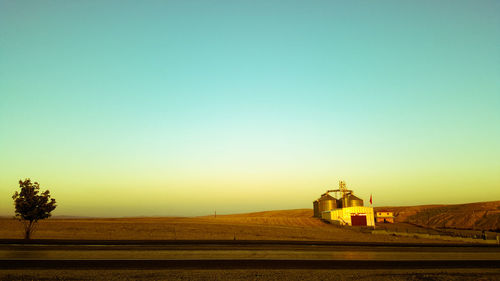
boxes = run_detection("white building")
[322,206,375,226]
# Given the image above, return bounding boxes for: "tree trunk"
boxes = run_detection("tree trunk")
[24,220,34,240]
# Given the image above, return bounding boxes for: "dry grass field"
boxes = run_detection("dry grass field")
[3,202,498,242]
[0,209,446,243]
[376,200,500,231]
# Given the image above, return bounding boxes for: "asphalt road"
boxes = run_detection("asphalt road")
[1,241,499,269]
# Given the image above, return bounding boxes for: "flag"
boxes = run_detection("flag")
[369,194,372,205]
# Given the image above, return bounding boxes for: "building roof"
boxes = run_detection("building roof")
[319,194,336,200]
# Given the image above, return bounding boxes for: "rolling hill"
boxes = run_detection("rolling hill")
[375,201,500,231]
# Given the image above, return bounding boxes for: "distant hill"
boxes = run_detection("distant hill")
[202,209,318,227]
[5,201,499,232]
[374,205,446,222]
[217,209,313,218]
[51,215,95,219]
[376,201,500,231]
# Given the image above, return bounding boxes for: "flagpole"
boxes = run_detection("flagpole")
[370,194,374,229]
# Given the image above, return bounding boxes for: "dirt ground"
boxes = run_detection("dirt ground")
[1,269,499,281]
[0,209,456,243]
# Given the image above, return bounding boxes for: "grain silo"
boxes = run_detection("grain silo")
[345,193,364,207]
[313,200,320,218]
[318,193,336,214]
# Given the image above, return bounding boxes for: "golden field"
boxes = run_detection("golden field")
[375,200,500,231]
[2,202,499,242]
[0,209,441,243]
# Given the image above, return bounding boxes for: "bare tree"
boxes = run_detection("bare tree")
[12,179,57,239]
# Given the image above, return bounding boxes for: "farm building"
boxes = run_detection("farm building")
[313,181,375,227]
[375,211,395,223]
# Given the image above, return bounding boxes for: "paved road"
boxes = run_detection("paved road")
[2,244,500,260]
[1,242,499,269]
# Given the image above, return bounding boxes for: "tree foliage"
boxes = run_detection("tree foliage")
[12,179,57,239]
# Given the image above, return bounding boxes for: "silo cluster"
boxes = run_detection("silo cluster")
[312,181,364,218]
[313,181,375,227]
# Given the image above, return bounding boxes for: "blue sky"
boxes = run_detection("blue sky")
[1,0,499,216]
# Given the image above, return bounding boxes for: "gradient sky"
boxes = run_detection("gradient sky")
[1,0,499,217]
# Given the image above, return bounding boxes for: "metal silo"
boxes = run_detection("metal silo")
[336,198,343,208]
[318,194,336,213]
[313,200,320,217]
[345,194,364,207]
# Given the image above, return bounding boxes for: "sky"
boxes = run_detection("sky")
[0,0,499,217]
